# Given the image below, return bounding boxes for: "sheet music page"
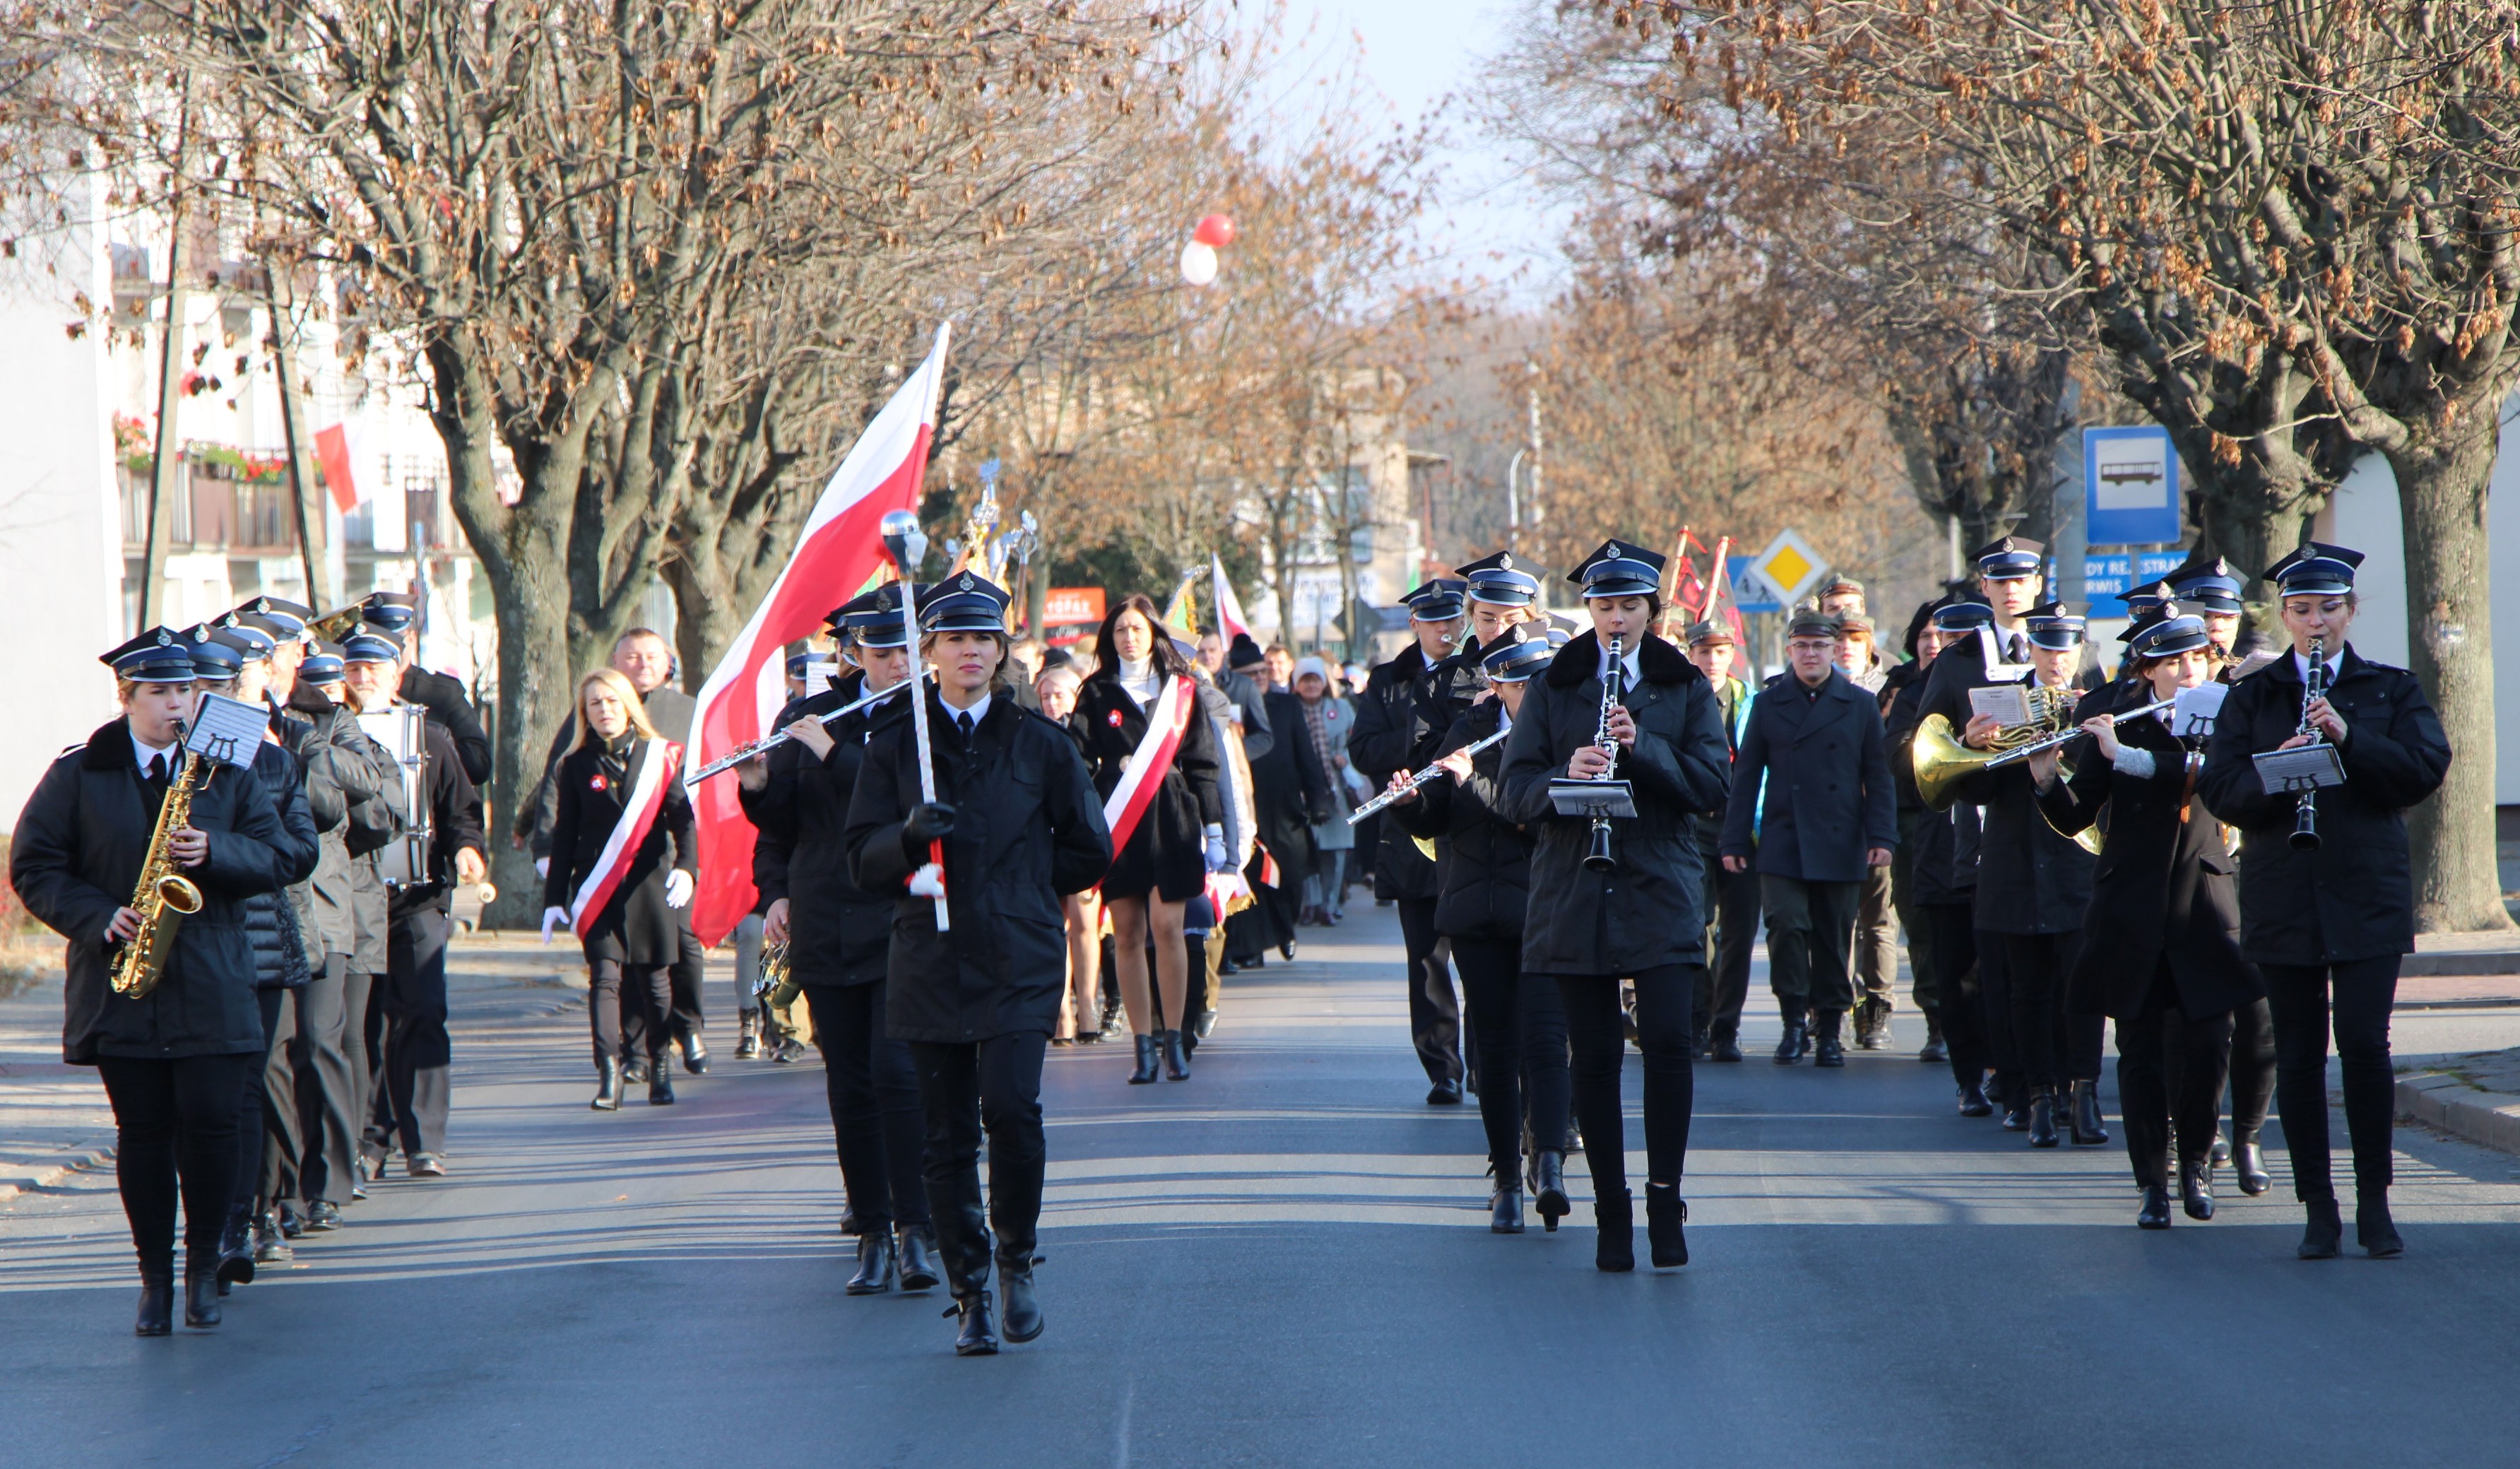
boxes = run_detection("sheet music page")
[1968,685,2033,726]
[184,692,272,769]
[2253,744,2346,792]
[2172,683,2229,738]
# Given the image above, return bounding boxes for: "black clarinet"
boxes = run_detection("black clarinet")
[1583,635,1624,873]
[2291,635,2327,851]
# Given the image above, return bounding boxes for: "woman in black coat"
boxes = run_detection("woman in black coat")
[2196,544,2451,1260]
[743,588,937,1295]
[1388,627,1570,1234]
[540,668,697,1110]
[2033,606,2261,1229]
[1067,594,1225,1085]
[845,575,1111,1357]
[9,631,292,1335]
[1499,541,1732,1273]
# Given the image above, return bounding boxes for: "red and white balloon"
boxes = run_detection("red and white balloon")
[1180,213,1236,286]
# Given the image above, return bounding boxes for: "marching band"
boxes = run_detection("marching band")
[6,522,2461,1348]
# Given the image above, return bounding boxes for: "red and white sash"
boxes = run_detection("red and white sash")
[1102,675,1196,856]
[570,737,681,938]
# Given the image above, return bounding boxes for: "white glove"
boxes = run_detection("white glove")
[1202,823,1230,874]
[665,869,694,909]
[534,856,549,879]
[540,906,569,944]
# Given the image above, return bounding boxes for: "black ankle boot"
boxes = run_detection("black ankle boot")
[1128,1034,1159,1085]
[846,1228,897,1295]
[647,1053,675,1105]
[592,1056,622,1111]
[952,1290,1000,1355]
[1595,1191,1635,1273]
[2299,1198,2343,1259]
[214,1205,256,1287]
[897,1225,942,1290]
[2210,1129,2231,1167]
[2232,1133,2272,1196]
[1645,1183,1688,1268]
[2026,1088,2060,1148]
[1772,1017,1806,1066]
[1956,1080,1993,1117]
[2180,1159,2216,1220]
[999,1261,1043,1344]
[1490,1183,1525,1234]
[184,1265,221,1328]
[1812,1013,1846,1068]
[1161,1029,1190,1080]
[2136,1184,2172,1229]
[1532,1151,1569,1232]
[2357,1193,2403,1258]
[2069,1080,2109,1145]
[135,1263,173,1337]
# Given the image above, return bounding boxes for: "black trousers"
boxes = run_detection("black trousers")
[369,904,451,1160]
[2000,931,2100,1090]
[589,958,673,1066]
[235,988,285,1220]
[1889,809,1939,1017]
[620,916,708,1058]
[270,956,356,1207]
[804,983,929,1236]
[97,1053,257,1272]
[2264,957,2401,1203]
[343,966,377,1158]
[1975,928,2018,1107]
[2228,996,2276,1140]
[1558,963,1696,1203]
[1763,875,1861,1015]
[1694,846,1758,1039]
[1923,904,1983,1091]
[1452,935,1570,1179]
[1396,897,1462,1089]
[2115,972,2234,1189]
[909,1032,1048,1297]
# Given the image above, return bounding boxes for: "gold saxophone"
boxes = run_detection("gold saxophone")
[110,755,212,999]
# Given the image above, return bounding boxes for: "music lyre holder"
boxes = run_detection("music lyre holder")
[2252,745,2345,795]
[1546,777,1637,821]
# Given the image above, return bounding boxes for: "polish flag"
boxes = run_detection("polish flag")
[314,422,365,512]
[682,324,953,944]
[1209,553,1253,642]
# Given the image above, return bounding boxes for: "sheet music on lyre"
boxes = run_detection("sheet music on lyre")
[184,692,271,770]
[2172,683,2228,738]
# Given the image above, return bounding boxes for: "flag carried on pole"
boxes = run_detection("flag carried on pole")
[1209,553,1253,643]
[682,324,954,945]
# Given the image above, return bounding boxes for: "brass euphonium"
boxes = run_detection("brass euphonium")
[1908,685,2078,812]
[110,750,212,999]
[304,601,369,643]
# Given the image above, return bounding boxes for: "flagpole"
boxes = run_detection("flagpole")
[894,324,954,932]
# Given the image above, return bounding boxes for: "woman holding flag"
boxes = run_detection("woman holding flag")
[1070,594,1228,1086]
[542,668,698,1110]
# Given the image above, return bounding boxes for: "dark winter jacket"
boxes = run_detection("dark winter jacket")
[744,673,904,988]
[398,664,492,786]
[845,692,1111,1043]
[1498,632,1732,977]
[1718,666,1898,883]
[1246,688,1331,880]
[11,719,292,1063]
[239,736,320,990]
[541,734,697,967]
[280,686,382,962]
[1350,640,1463,901]
[1388,699,1531,942]
[1919,641,2093,935]
[2037,707,2261,1019]
[2195,644,2451,966]
[1069,668,1222,894]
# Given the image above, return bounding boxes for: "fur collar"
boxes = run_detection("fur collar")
[81,717,141,772]
[1542,630,1697,690]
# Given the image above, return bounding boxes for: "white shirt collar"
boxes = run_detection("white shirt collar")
[943,691,992,730]
[131,728,181,769]
[1595,640,1642,688]
[2292,648,2336,683]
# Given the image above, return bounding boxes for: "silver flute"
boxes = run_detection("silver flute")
[685,676,921,784]
[1347,726,1513,824]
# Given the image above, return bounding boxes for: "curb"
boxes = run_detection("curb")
[2396,1071,2520,1155]
[0,1136,117,1205]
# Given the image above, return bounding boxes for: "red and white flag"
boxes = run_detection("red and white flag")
[683,324,953,945]
[568,738,680,937]
[1101,674,1197,858]
[1209,553,1253,642]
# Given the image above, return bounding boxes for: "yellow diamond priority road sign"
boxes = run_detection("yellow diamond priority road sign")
[1749,529,1828,606]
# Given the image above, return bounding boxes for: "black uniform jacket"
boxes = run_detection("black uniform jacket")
[2037,712,2262,1020]
[1922,644,2093,935]
[1069,669,1222,880]
[1499,632,1732,977]
[846,692,1112,1044]
[1388,699,1531,943]
[1718,666,1897,883]
[398,664,492,786]
[239,735,321,990]
[744,673,898,987]
[2196,644,2451,966]
[1246,687,1332,878]
[1350,640,1462,901]
[541,735,697,967]
[11,719,292,1063]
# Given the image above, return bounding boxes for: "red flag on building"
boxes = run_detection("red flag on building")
[681,324,953,944]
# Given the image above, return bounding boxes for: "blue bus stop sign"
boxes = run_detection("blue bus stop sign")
[2084,425,2183,545]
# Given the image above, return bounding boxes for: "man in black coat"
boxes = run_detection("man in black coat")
[1349,578,1472,1103]
[1719,610,1896,1067]
[1229,679,1330,967]
[2196,543,2451,1258]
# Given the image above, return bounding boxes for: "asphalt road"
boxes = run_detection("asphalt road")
[8,903,2520,1468]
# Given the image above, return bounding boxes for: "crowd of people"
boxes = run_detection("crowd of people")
[8,521,2454,1350]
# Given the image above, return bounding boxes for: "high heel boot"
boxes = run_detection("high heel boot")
[1594,1190,1635,1273]
[134,1260,173,1337]
[2299,1197,2343,1259]
[2357,1191,2403,1258]
[1162,1028,1190,1080]
[1645,1183,1688,1268]
[591,1056,622,1111]
[2026,1087,2060,1148]
[184,1261,221,1328]
[2232,1131,2272,1196]
[213,1203,256,1289]
[2069,1079,2108,1145]
[1128,1034,1159,1085]
[846,1227,897,1294]
[1490,1176,1525,1234]
[897,1225,942,1290]
[647,1051,676,1105]
[1532,1150,1570,1233]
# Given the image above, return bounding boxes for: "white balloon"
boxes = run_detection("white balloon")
[1178,240,1219,286]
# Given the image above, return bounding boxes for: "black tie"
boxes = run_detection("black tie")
[146,753,169,786]
[2007,634,2027,663]
[957,712,975,743]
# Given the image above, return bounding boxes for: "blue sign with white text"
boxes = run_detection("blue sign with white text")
[2084,425,2184,546]
[2083,550,2187,618]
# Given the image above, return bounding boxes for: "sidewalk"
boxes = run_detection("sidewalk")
[0,931,603,1205]
[2400,1047,2520,1157]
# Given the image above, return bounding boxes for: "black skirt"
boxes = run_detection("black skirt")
[1102,797,1206,903]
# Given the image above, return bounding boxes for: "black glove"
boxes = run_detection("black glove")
[901,801,957,861]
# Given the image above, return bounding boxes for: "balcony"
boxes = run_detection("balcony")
[118,450,304,554]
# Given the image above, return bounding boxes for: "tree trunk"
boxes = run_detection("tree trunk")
[477,505,575,930]
[2389,423,2516,933]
